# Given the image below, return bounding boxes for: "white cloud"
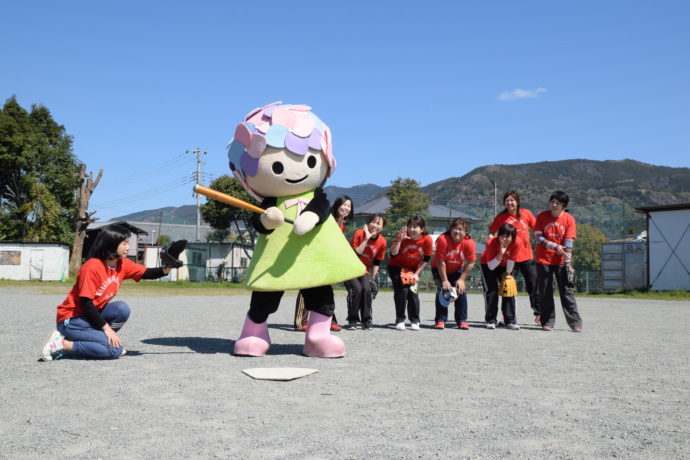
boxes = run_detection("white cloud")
[499,87,548,101]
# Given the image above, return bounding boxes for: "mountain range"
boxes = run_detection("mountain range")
[106,159,689,224]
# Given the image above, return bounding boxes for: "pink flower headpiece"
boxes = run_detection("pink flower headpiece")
[227,102,335,201]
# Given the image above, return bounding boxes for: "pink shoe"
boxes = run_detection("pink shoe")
[234,315,271,357]
[303,312,345,358]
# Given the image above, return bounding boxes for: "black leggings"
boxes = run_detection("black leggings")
[388,265,420,324]
[248,285,335,324]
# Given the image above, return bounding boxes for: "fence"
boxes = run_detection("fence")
[185,242,252,283]
[363,266,602,294]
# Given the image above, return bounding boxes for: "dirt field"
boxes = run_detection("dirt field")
[2,287,689,459]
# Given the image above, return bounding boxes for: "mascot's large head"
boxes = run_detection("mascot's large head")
[227,102,335,201]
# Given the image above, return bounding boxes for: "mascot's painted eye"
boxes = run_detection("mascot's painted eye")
[272,161,284,175]
[307,155,317,169]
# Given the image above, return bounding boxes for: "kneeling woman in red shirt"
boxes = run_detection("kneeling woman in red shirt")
[40,223,184,361]
[387,216,434,331]
[480,223,522,330]
[431,218,476,330]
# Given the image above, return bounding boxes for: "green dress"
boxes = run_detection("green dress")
[244,190,366,291]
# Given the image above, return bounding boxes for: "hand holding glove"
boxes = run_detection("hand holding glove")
[160,240,188,269]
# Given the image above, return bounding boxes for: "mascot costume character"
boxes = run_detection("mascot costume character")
[227,102,365,358]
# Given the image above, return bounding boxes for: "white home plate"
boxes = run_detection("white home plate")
[242,368,319,381]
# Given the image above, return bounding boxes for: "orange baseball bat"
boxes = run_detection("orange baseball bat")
[193,184,294,224]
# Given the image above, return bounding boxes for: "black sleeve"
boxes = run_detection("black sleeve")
[372,259,382,266]
[252,197,277,235]
[302,187,330,225]
[423,255,431,263]
[141,267,167,280]
[80,297,107,330]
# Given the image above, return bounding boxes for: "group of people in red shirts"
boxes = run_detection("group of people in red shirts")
[481,190,582,332]
[336,190,583,333]
[41,189,583,362]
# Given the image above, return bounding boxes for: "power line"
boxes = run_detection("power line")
[92,175,194,208]
[97,153,195,189]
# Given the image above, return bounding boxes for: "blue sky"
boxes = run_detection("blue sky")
[2,1,688,222]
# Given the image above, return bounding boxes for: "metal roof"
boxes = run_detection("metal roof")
[634,202,690,213]
[356,197,482,222]
[90,221,217,243]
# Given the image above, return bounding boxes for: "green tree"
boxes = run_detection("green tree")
[206,229,231,243]
[0,96,79,242]
[386,177,431,216]
[199,175,258,253]
[383,177,432,243]
[156,234,173,246]
[573,224,609,272]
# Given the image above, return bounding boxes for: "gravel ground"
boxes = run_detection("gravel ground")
[1,287,689,459]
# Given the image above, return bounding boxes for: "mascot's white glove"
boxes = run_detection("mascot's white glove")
[261,207,284,230]
[293,211,319,235]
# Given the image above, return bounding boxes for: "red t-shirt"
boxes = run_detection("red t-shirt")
[388,234,434,271]
[350,229,387,274]
[480,236,522,266]
[534,210,577,265]
[56,257,147,323]
[489,209,536,262]
[431,234,476,274]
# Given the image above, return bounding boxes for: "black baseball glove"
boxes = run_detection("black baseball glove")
[566,265,577,289]
[370,280,379,300]
[160,240,188,269]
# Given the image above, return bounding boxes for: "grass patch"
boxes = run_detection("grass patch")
[576,288,690,301]
[1,280,687,300]
[0,279,253,297]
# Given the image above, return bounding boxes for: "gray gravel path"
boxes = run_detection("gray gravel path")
[1,287,689,459]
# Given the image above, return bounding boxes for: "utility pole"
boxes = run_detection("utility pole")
[158,209,163,245]
[187,148,208,242]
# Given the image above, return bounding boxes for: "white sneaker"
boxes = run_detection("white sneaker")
[486,322,496,330]
[41,330,65,361]
[395,322,406,331]
[410,322,420,331]
[120,349,127,357]
[506,323,520,330]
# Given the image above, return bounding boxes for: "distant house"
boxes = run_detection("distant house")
[635,203,690,291]
[83,221,148,261]
[0,242,70,281]
[355,197,483,235]
[85,220,253,282]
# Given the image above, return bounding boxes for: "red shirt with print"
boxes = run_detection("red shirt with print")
[480,236,523,266]
[350,229,387,274]
[388,234,434,271]
[534,210,577,265]
[56,257,147,323]
[431,234,476,274]
[489,209,536,262]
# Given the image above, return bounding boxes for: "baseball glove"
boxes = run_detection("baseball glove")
[566,265,577,289]
[370,280,379,300]
[160,240,188,269]
[499,274,518,297]
[400,268,416,286]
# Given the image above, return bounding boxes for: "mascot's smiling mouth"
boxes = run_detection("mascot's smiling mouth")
[286,175,308,184]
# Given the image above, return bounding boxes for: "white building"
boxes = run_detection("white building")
[0,242,70,281]
[635,203,690,291]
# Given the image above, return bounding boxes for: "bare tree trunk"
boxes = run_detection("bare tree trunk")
[69,164,103,273]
